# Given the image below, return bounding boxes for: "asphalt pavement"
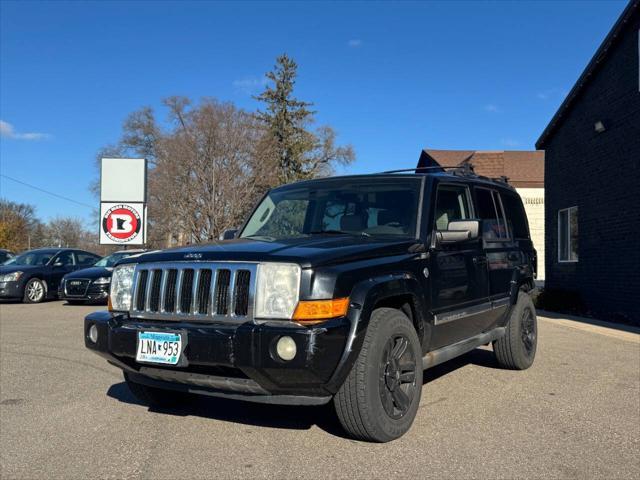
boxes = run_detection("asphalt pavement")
[1,300,639,479]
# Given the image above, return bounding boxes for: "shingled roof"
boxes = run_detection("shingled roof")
[417,149,545,188]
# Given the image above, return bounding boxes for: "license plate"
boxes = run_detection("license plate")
[136,331,182,365]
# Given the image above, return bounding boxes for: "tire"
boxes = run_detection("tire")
[124,372,189,408]
[23,278,46,303]
[334,307,423,442]
[493,291,537,370]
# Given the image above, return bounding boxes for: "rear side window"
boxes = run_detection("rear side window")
[434,185,471,231]
[77,252,100,266]
[475,188,509,241]
[501,193,529,239]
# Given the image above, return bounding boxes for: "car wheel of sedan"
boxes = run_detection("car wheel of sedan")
[334,307,423,442]
[23,278,46,303]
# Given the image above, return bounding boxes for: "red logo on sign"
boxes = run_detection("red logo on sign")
[102,204,141,242]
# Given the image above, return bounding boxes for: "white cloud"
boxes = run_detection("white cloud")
[0,120,52,141]
[501,138,520,147]
[536,87,568,101]
[348,39,363,48]
[232,77,268,95]
[484,104,500,113]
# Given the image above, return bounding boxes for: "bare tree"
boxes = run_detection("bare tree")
[101,98,264,247]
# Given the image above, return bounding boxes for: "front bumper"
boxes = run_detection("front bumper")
[85,311,353,405]
[0,281,23,299]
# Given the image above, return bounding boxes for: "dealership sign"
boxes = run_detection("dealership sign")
[100,202,145,244]
[100,158,147,245]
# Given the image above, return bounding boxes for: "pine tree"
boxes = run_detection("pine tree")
[254,54,315,183]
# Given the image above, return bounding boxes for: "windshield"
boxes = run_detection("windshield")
[240,178,422,240]
[4,251,57,266]
[94,252,134,267]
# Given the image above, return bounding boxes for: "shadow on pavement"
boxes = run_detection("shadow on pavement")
[106,347,499,438]
[538,309,640,334]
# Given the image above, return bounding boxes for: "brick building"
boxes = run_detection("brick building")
[536,0,640,322]
[417,149,545,278]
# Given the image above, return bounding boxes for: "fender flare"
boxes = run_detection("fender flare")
[324,272,429,393]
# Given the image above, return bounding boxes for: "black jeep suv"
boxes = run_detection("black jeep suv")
[84,169,537,442]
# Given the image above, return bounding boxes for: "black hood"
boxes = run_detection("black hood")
[64,266,112,280]
[121,235,423,269]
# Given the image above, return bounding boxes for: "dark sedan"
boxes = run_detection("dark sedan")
[0,248,102,303]
[59,249,146,304]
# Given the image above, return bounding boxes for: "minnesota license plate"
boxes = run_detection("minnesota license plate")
[136,331,182,365]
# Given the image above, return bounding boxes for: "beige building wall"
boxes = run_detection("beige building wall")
[516,187,545,280]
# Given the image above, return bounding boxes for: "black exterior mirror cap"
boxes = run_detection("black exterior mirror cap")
[220,229,238,240]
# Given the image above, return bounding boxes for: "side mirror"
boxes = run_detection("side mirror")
[436,220,481,244]
[220,229,238,240]
[53,262,64,267]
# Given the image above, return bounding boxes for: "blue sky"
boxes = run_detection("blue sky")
[0,0,627,226]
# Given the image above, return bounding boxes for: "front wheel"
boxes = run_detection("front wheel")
[23,278,46,303]
[334,307,423,442]
[493,291,537,370]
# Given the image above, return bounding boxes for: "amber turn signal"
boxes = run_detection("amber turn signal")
[292,298,350,324]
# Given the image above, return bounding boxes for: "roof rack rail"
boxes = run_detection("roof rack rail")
[381,164,476,176]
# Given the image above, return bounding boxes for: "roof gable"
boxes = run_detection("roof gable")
[536,0,639,148]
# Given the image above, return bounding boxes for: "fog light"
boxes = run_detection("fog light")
[276,336,297,361]
[88,324,98,343]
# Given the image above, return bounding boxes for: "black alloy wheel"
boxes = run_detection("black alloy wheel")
[379,335,418,419]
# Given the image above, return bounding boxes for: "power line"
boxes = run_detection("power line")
[0,174,95,210]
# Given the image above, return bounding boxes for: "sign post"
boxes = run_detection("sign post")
[100,158,147,246]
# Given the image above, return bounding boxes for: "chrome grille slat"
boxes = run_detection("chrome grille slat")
[130,262,257,323]
[175,269,184,314]
[190,269,201,314]
[159,270,168,313]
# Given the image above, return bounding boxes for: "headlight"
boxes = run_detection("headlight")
[0,271,23,282]
[109,264,136,311]
[93,277,111,285]
[255,263,301,319]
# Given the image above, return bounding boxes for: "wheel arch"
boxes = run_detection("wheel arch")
[325,272,430,393]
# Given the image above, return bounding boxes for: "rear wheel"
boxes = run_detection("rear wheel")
[493,291,537,370]
[334,307,422,442]
[23,278,46,303]
[124,372,189,407]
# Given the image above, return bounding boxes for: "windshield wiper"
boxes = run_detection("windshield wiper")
[309,229,370,237]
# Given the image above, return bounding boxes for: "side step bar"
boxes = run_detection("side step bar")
[423,327,506,369]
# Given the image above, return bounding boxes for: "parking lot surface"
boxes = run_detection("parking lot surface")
[1,301,639,479]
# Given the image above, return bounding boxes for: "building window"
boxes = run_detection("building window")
[558,206,578,262]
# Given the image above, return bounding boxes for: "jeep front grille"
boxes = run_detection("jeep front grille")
[130,262,256,322]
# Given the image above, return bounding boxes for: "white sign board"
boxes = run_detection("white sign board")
[100,158,147,245]
[100,202,145,245]
[101,158,147,203]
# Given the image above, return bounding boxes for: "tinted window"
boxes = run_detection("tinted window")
[5,251,56,266]
[475,188,508,241]
[76,252,100,266]
[54,251,75,266]
[241,179,422,240]
[434,185,471,230]
[501,193,529,239]
[94,252,135,267]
